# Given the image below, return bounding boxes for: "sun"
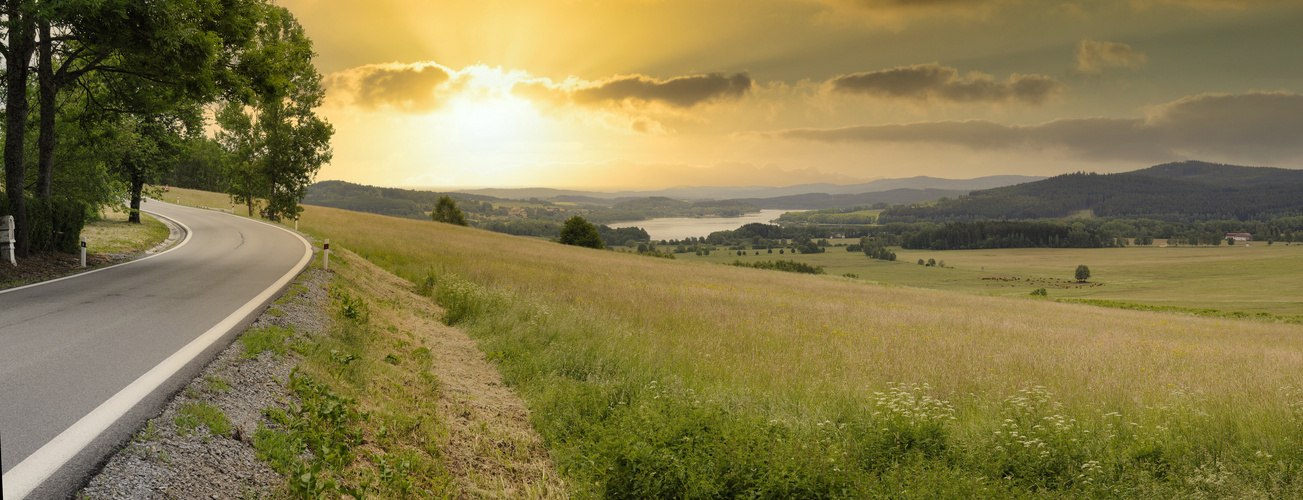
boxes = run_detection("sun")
[443,94,542,151]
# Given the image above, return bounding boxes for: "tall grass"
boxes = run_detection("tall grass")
[298,204,1303,497]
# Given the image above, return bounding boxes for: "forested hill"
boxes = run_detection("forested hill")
[880,161,1303,223]
[303,180,500,219]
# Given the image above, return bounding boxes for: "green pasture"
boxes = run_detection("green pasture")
[682,241,1303,315]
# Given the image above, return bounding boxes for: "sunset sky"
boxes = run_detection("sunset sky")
[281,0,1303,190]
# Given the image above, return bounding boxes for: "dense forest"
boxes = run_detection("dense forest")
[880,162,1303,223]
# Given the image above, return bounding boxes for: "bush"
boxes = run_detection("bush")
[1030,288,1048,297]
[431,196,467,226]
[731,259,825,275]
[559,216,605,249]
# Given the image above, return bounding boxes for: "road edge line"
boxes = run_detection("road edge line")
[1,214,313,499]
[0,208,192,296]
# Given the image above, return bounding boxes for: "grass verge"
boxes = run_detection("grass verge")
[295,203,1303,498]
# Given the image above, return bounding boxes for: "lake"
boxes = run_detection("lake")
[608,209,796,241]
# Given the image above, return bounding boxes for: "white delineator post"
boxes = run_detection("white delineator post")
[80,237,87,268]
[2,215,14,266]
[323,239,330,271]
[295,215,299,231]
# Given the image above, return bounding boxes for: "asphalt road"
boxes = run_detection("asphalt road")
[0,200,312,499]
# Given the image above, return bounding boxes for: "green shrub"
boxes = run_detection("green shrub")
[731,259,825,274]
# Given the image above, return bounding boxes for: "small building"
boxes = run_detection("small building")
[1226,232,1252,241]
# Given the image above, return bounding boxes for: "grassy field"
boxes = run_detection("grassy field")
[683,240,1303,316]
[158,188,1303,497]
[80,208,171,254]
[286,204,1302,497]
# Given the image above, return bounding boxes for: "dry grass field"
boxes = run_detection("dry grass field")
[161,188,1303,497]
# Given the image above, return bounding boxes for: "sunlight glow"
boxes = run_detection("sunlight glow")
[444,95,539,150]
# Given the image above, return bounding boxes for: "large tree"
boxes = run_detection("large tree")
[4,0,39,257]
[217,4,332,222]
[3,0,262,253]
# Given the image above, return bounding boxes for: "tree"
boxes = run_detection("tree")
[432,196,467,226]
[558,216,604,249]
[1075,265,1091,282]
[217,5,333,222]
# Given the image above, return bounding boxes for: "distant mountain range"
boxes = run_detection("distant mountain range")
[452,175,1045,203]
[880,161,1303,223]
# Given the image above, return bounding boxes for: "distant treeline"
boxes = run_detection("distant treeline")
[731,259,826,275]
[776,205,883,225]
[689,216,1303,251]
[900,220,1111,250]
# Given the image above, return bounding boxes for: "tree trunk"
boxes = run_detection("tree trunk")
[37,20,57,199]
[129,170,144,224]
[4,2,37,258]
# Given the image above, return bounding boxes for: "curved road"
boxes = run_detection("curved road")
[1,200,312,499]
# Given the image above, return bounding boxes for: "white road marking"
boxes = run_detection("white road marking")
[1,207,312,499]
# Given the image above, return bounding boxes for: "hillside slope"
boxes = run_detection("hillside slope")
[294,202,1303,498]
[881,161,1303,222]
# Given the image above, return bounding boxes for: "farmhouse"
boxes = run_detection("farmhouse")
[1226,232,1252,241]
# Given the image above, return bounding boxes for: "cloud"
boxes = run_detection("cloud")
[829,63,1063,105]
[771,91,1303,163]
[324,62,456,112]
[523,72,753,109]
[1074,40,1146,75]
[810,0,1021,26]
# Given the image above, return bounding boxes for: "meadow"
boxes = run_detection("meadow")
[682,240,1303,316]
[167,188,1303,497]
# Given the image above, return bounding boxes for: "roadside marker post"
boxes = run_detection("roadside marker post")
[80,237,87,268]
[2,215,14,266]
[295,216,299,231]
[323,239,330,271]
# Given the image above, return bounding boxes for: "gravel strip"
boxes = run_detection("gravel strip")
[78,265,331,499]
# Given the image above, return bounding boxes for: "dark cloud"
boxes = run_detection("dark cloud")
[774,91,1303,163]
[830,63,1063,105]
[1075,40,1146,75]
[569,72,753,108]
[326,63,454,111]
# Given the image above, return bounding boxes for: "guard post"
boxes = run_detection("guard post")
[2,215,14,266]
[80,237,87,268]
[323,238,330,271]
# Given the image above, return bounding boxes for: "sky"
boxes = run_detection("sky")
[280,0,1303,190]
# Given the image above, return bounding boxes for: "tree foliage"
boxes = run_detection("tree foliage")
[559,216,605,249]
[217,5,333,222]
[432,196,467,226]
[1075,265,1091,282]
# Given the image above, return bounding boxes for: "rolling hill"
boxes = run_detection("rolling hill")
[880,161,1303,222]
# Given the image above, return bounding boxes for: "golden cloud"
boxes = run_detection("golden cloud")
[773,91,1303,163]
[1074,40,1147,75]
[830,63,1064,105]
